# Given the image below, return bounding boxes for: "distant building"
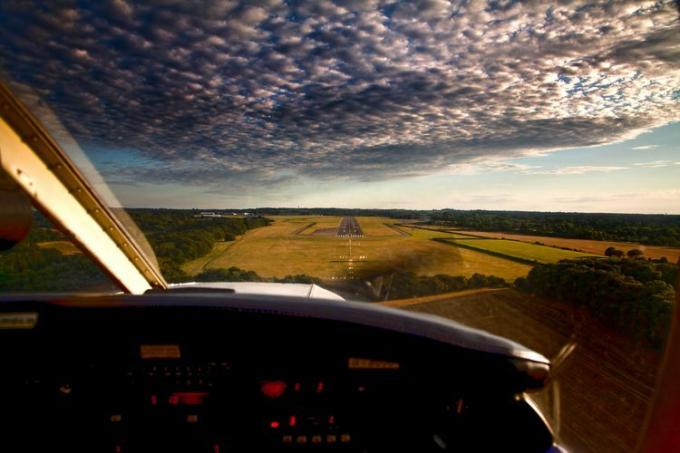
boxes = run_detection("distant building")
[194,211,253,218]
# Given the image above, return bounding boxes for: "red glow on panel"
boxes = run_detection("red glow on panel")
[260,381,287,398]
[328,415,335,425]
[172,392,208,406]
[294,382,301,393]
[168,394,180,406]
[150,394,158,406]
[270,420,280,429]
[316,381,324,393]
[289,415,297,427]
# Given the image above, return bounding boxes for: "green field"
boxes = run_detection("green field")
[400,226,473,240]
[184,216,531,281]
[440,237,593,264]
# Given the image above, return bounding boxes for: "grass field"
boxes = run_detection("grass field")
[442,238,593,264]
[181,241,234,275]
[355,216,403,236]
[178,216,680,284]
[454,230,680,262]
[189,216,531,281]
[295,216,340,236]
[400,226,473,240]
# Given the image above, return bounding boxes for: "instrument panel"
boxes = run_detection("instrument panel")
[0,294,555,452]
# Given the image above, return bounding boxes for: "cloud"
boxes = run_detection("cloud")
[0,0,678,192]
[447,160,538,175]
[524,166,628,175]
[448,160,630,176]
[633,160,680,168]
[556,189,680,206]
[632,145,659,150]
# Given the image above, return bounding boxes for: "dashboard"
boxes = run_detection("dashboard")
[0,293,555,452]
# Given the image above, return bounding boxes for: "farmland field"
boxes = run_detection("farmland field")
[440,237,593,264]
[399,225,472,240]
[181,241,233,275]
[452,230,680,262]
[186,216,531,281]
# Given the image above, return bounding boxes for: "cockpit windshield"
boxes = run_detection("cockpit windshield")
[1,1,679,451]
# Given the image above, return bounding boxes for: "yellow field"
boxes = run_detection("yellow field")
[448,238,593,263]
[399,225,472,240]
[355,217,403,236]
[181,241,234,275]
[191,216,531,281]
[291,216,339,236]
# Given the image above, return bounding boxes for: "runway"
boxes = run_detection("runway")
[337,216,363,237]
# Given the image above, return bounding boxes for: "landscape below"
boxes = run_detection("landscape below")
[3,209,676,344]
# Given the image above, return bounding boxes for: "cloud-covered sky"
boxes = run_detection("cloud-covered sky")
[0,0,679,211]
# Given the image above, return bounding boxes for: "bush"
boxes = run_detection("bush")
[384,272,507,300]
[516,257,675,347]
[627,249,644,258]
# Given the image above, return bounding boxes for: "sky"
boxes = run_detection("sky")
[0,0,679,213]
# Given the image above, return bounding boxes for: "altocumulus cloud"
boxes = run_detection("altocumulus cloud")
[0,0,679,188]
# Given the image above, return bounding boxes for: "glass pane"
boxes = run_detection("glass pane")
[0,209,117,292]
[1,1,679,450]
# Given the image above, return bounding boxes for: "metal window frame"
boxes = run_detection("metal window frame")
[0,81,166,294]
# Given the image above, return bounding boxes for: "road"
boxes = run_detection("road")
[337,216,363,237]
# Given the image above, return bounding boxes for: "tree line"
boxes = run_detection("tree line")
[515,257,677,347]
[0,212,112,291]
[381,272,507,300]
[192,267,319,284]
[428,210,680,247]
[127,209,270,281]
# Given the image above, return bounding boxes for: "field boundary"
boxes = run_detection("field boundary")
[181,238,240,275]
[449,230,592,253]
[292,222,316,235]
[432,237,540,265]
[384,223,410,236]
[399,224,483,237]
[380,287,510,308]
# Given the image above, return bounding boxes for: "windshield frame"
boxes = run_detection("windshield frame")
[0,81,166,293]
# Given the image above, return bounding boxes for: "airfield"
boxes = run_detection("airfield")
[181,215,542,281]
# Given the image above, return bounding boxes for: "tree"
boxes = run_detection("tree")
[605,247,624,258]
[627,249,644,258]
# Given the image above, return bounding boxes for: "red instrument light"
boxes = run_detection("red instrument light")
[260,380,287,398]
[270,420,280,429]
[169,392,208,406]
[150,394,158,406]
[316,381,324,393]
[289,415,297,427]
